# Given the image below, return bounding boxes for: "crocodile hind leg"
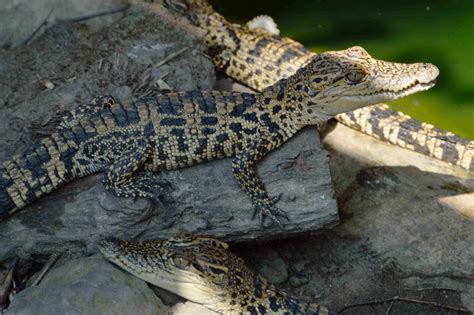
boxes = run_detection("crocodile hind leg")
[232,136,288,226]
[102,138,167,201]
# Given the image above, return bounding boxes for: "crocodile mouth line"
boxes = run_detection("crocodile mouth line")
[363,79,437,98]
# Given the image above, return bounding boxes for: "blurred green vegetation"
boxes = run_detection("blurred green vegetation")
[211,0,474,139]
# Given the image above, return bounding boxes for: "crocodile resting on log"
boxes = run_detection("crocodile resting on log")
[149,0,473,171]
[0,46,438,224]
[99,234,333,314]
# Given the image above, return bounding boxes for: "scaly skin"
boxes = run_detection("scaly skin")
[150,0,473,171]
[0,46,438,224]
[337,104,474,169]
[99,234,333,315]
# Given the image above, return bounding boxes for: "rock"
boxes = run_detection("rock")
[251,248,289,285]
[292,260,307,273]
[321,121,474,278]
[171,302,218,315]
[7,255,170,315]
[289,275,310,287]
[150,286,185,307]
[0,0,130,48]
[235,121,474,311]
[111,85,133,103]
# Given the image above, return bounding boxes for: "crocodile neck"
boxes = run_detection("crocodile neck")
[258,77,331,134]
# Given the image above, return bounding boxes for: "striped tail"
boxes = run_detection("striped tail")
[0,131,78,221]
[0,169,16,220]
[281,295,332,315]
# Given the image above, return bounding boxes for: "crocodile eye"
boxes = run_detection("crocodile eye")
[173,257,190,268]
[345,70,365,83]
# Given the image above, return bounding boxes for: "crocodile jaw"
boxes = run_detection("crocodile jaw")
[133,270,226,306]
[365,80,437,100]
[98,239,227,307]
[325,78,438,115]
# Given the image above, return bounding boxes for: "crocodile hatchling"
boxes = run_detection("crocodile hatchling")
[98,234,333,315]
[148,0,473,171]
[0,46,439,224]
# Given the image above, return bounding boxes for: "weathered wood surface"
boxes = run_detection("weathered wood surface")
[0,127,338,260]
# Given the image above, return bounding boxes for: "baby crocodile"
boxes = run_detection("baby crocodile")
[152,0,473,171]
[0,46,438,224]
[99,234,333,314]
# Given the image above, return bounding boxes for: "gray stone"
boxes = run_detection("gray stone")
[236,122,474,312]
[0,0,130,48]
[171,302,218,315]
[289,275,310,287]
[252,248,289,285]
[321,121,474,277]
[111,85,133,103]
[7,255,170,315]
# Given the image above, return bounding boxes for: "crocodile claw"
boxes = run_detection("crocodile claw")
[257,205,289,227]
[107,172,172,202]
[252,195,289,227]
[132,173,172,201]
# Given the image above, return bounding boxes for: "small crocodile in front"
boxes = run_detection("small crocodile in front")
[99,234,333,315]
[0,47,438,224]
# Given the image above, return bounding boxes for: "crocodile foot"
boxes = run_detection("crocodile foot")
[106,172,171,201]
[252,194,289,227]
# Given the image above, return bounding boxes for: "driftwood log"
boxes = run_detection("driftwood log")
[0,127,338,260]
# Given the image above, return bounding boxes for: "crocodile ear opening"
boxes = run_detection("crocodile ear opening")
[191,260,206,273]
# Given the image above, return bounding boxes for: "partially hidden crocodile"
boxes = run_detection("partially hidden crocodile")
[0,46,438,224]
[149,0,474,171]
[98,234,333,314]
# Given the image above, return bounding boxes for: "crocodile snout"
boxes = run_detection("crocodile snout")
[416,62,439,84]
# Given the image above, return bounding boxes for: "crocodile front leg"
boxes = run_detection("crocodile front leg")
[102,138,166,201]
[232,137,288,226]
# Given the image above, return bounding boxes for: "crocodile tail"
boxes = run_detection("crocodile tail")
[0,131,78,221]
[282,296,331,315]
[0,168,16,220]
[335,105,474,171]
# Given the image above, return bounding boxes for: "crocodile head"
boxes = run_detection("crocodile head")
[295,46,439,119]
[99,235,331,314]
[98,235,237,310]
